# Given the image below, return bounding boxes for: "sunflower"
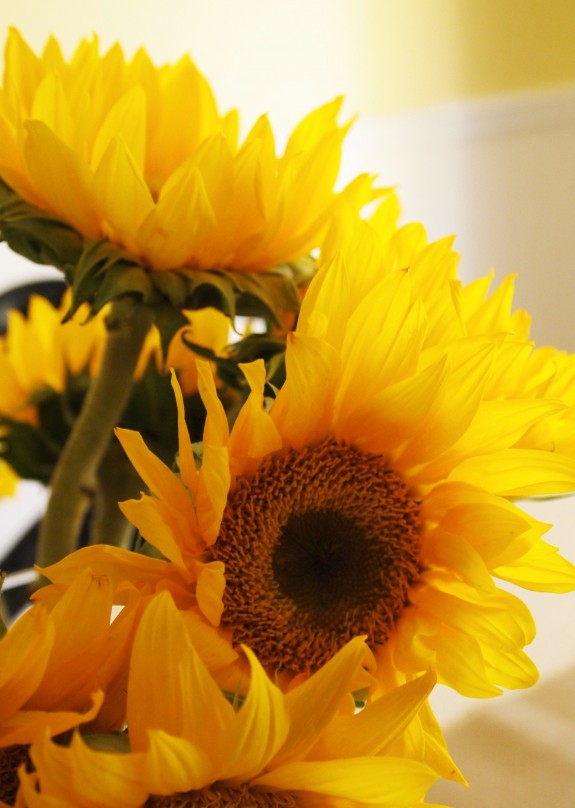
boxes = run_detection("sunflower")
[0,287,228,490]
[9,590,456,808]
[0,568,146,805]
[0,456,18,497]
[0,28,378,328]
[39,204,575,703]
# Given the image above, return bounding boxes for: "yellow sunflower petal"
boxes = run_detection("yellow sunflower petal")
[0,691,104,748]
[195,561,226,626]
[253,757,439,805]
[114,427,196,525]
[26,730,147,808]
[335,356,448,454]
[0,606,54,721]
[430,626,502,697]
[136,163,215,269]
[422,482,547,568]
[195,359,229,449]
[308,670,436,761]
[422,532,498,594]
[127,591,191,751]
[274,636,368,765]
[31,73,76,150]
[398,341,498,472]
[217,646,289,783]
[38,544,185,598]
[421,399,568,484]
[179,609,239,672]
[228,360,282,476]
[23,571,117,714]
[193,361,230,544]
[7,772,52,808]
[142,731,212,796]
[495,538,575,592]
[118,494,188,566]
[271,332,340,449]
[91,85,146,173]
[0,460,18,495]
[450,449,575,495]
[93,134,154,251]
[169,368,198,494]
[337,270,420,398]
[23,120,99,237]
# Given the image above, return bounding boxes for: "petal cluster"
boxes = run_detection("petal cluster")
[0,569,137,749]
[49,195,575,701]
[0,29,375,275]
[13,592,452,807]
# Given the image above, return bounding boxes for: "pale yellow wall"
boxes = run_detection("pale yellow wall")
[1,0,574,130]
[358,0,575,113]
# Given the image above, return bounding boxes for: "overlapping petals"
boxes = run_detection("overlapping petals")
[47,198,575,702]
[12,592,454,807]
[0,569,138,747]
[0,28,379,327]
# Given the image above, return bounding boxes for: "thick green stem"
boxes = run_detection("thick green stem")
[36,301,153,568]
[89,440,143,548]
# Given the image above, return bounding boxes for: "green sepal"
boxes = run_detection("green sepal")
[353,687,369,711]
[70,240,154,313]
[0,180,316,351]
[0,416,61,483]
[223,689,246,710]
[0,372,91,485]
[81,732,130,754]
[0,180,83,272]
[182,332,286,392]
[70,244,312,352]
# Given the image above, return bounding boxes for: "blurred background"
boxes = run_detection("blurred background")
[1,2,575,804]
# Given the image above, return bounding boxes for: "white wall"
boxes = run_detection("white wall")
[341,85,575,351]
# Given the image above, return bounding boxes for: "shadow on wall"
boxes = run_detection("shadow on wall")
[428,662,575,807]
[342,85,575,352]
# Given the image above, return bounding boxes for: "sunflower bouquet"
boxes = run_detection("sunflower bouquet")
[1,28,575,808]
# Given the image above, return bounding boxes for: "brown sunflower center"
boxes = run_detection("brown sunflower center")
[0,745,30,806]
[210,437,422,672]
[146,784,299,806]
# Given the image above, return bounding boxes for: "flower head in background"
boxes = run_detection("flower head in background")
[12,591,455,808]
[0,569,144,805]
[0,456,17,496]
[0,28,379,337]
[0,289,229,493]
[42,197,575,704]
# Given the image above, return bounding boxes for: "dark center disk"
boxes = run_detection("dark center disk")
[0,745,30,806]
[210,437,422,672]
[146,784,299,806]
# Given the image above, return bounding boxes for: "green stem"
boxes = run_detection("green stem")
[36,301,153,569]
[90,440,143,548]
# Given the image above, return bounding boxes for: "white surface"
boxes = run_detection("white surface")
[0,246,64,295]
[0,480,48,561]
[340,85,575,351]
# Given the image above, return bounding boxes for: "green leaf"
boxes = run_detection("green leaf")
[82,732,130,754]
[0,179,83,273]
[0,178,316,352]
[0,416,60,483]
